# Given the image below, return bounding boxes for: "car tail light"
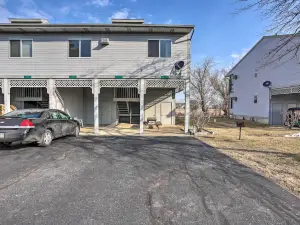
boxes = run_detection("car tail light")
[20,119,35,128]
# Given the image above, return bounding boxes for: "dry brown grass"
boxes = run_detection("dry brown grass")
[197,118,300,197]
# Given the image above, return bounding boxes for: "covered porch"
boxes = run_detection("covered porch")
[270,84,300,125]
[0,78,190,134]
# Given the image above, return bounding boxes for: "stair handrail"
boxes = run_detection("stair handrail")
[54,88,64,107]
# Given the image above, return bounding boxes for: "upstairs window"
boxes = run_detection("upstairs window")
[10,40,32,58]
[69,40,91,58]
[148,40,172,58]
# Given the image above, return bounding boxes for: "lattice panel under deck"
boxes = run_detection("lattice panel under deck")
[55,79,93,87]
[271,88,291,95]
[9,79,48,88]
[291,86,300,94]
[99,80,138,88]
[146,79,184,91]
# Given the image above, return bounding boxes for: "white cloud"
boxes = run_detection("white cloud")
[89,0,111,7]
[0,1,19,23]
[87,14,101,23]
[18,0,52,19]
[110,8,129,19]
[131,0,137,2]
[0,0,52,23]
[230,48,250,61]
[60,6,70,15]
[165,19,172,24]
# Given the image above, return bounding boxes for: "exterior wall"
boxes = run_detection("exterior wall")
[230,36,300,120]
[82,88,117,125]
[145,88,176,125]
[56,87,84,120]
[0,33,190,79]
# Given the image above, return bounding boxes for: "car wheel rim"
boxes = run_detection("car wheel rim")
[44,132,52,144]
[76,127,79,136]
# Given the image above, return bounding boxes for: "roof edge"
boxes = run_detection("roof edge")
[226,37,265,76]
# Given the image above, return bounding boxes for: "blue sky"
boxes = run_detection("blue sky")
[0,0,270,99]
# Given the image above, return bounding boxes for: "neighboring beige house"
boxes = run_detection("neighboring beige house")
[0,18,194,133]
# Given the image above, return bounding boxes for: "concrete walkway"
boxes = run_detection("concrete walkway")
[80,124,186,136]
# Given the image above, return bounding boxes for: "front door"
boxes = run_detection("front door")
[101,101,112,125]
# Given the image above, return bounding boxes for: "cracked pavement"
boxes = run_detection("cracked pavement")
[0,136,300,225]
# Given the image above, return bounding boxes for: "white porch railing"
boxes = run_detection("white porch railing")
[113,88,139,101]
[55,88,64,107]
[14,87,43,101]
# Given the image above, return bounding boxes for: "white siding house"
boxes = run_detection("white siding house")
[228,35,300,125]
[0,18,194,133]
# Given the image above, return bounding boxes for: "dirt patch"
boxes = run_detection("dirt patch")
[197,118,300,197]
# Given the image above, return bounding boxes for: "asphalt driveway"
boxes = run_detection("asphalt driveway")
[0,135,299,225]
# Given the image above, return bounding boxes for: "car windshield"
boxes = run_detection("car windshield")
[1,110,43,119]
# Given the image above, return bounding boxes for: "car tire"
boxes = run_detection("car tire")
[73,126,80,137]
[1,142,12,147]
[38,129,53,147]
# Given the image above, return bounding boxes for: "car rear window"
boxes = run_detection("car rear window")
[1,111,42,118]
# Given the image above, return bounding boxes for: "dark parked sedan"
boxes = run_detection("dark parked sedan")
[0,109,80,146]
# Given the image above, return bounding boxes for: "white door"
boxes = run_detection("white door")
[101,101,112,125]
[161,102,172,125]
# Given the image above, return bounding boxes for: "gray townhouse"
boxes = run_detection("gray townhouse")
[0,18,194,134]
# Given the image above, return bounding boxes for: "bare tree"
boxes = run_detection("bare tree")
[237,0,300,64]
[190,103,211,132]
[210,68,230,116]
[190,58,216,112]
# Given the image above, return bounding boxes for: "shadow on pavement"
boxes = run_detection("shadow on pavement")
[62,135,300,224]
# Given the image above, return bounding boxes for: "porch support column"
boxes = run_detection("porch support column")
[93,79,100,135]
[138,79,146,134]
[3,79,10,114]
[47,79,55,109]
[184,78,190,134]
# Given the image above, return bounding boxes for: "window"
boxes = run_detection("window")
[10,40,32,57]
[50,111,61,119]
[59,112,71,120]
[69,40,91,57]
[254,95,258,104]
[148,40,172,58]
[2,110,42,118]
[230,97,234,109]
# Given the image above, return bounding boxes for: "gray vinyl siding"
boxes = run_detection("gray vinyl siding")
[0,33,190,78]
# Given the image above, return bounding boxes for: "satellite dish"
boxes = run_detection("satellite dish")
[175,61,185,70]
[170,61,185,78]
[263,81,272,87]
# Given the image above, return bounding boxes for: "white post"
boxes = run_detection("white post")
[93,79,100,135]
[47,79,55,109]
[3,79,10,114]
[139,79,145,134]
[184,78,190,134]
